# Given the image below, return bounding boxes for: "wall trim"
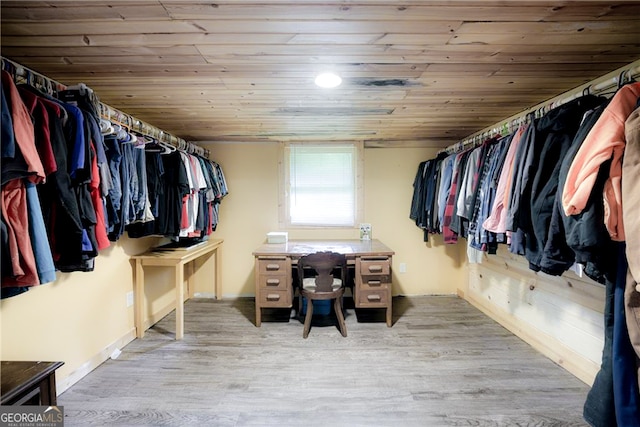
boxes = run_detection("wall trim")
[57,328,137,395]
[58,300,180,396]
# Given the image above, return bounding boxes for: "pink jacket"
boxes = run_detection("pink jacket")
[482,125,525,233]
[562,82,640,242]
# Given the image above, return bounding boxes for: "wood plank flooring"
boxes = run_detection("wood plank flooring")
[59,296,591,426]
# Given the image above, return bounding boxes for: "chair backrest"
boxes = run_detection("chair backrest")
[297,251,347,292]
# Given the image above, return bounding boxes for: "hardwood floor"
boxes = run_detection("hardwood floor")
[59,296,591,426]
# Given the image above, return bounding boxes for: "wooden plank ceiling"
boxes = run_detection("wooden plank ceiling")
[2,1,640,149]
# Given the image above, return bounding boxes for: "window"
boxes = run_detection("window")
[280,142,363,227]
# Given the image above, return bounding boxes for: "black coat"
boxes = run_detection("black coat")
[540,100,616,283]
[524,95,607,272]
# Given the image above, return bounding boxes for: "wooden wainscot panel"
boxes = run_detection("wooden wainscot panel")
[465,247,604,385]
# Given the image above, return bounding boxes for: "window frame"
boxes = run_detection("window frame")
[279,141,364,229]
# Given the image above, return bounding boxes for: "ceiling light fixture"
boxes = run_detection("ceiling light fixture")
[314,72,342,88]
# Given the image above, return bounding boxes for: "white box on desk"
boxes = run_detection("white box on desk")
[267,232,288,244]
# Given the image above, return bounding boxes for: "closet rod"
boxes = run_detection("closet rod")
[1,56,210,159]
[99,103,209,158]
[441,58,640,155]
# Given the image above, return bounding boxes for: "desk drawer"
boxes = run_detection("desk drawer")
[257,273,289,291]
[359,258,390,276]
[257,259,288,274]
[258,289,292,307]
[359,277,390,290]
[356,288,390,307]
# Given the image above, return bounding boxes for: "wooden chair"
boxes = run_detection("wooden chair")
[297,251,348,339]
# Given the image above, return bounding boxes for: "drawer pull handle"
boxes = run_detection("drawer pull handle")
[266,278,280,286]
[367,294,382,301]
[367,280,381,286]
[266,294,281,301]
[368,265,383,273]
[266,264,281,271]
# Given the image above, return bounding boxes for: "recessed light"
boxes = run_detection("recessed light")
[315,72,342,88]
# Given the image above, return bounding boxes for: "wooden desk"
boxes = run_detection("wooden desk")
[1,361,64,406]
[253,239,395,327]
[132,238,223,340]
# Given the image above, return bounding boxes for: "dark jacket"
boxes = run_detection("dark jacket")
[539,101,611,280]
[524,95,606,272]
[15,84,87,272]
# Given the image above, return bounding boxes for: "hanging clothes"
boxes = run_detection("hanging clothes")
[107,128,138,241]
[104,132,122,236]
[455,145,483,230]
[156,150,190,237]
[584,265,617,427]
[1,70,46,289]
[0,65,228,298]
[410,160,428,228]
[19,84,86,271]
[540,102,610,280]
[17,86,57,177]
[1,71,45,184]
[1,180,39,287]
[59,86,110,251]
[482,125,527,235]
[468,135,511,255]
[436,153,456,233]
[525,95,606,272]
[25,182,56,284]
[562,82,640,242]
[442,150,471,244]
[622,106,640,373]
[204,159,228,232]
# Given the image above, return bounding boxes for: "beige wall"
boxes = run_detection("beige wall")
[0,236,160,390]
[210,143,463,297]
[0,143,463,393]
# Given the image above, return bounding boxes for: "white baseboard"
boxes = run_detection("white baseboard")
[57,328,137,395]
[57,297,224,396]
[58,301,179,395]
[193,292,216,299]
